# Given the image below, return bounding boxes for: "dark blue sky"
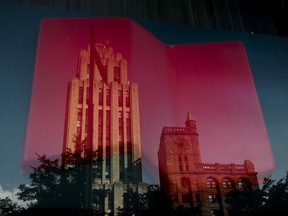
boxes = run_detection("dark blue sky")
[0,1,288,191]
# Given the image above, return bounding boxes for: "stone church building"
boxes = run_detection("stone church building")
[158,113,259,216]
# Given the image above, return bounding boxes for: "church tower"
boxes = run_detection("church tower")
[158,113,259,216]
[158,112,202,207]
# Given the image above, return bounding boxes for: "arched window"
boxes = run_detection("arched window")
[222,177,234,189]
[238,178,251,189]
[181,177,190,188]
[206,177,217,188]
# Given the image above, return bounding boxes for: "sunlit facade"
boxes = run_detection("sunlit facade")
[63,36,144,214]
[158,113,259,216]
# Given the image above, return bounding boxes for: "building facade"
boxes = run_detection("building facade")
[62,33,145,214]
[62,29,259,216]
[158,113,259,216]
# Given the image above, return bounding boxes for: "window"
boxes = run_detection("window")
[119,111,123,141]
[181,177,190,188]
[78,87,83,104]
[125,90,130,107]
[208,194,219,203]
[85,110,88,134]
[86,70,89,79]
[106,110,110,139]
[207,177,217,188]
[106,89,110,105]
[126,114,131,142]
[222,178,234,189]
[211,209,222,216]
[118,90,123,106]
[238,178,251,189]
[184,156,189,171]
[178,156,183,171]
[77,109,82,127]
[86,87,90,103]
[98,110,103,147]
[98,89,103,105]
[114,67,120,82]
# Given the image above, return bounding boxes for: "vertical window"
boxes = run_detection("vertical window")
[118,90,123,107]
[99,89,103,105]
[178,156,183,171]
[86,87,90,103]
[106,111,110,141]
[184,156,189,171]
[238,178,251,189]
[208,194,219,203]
[98,110,103,155]
[125,90,130,107]
[119,111,123,141]
[222,178,234,189]
[77,109,82,137]
[106,110,111,178]
[86,69,90,79]
[106,89,110,106]
[85,109,88,134]
[78,87,83,104]
[114,67,120,82]
[126,113,131,143]
[210,209,222,216]
[207,177,217,188]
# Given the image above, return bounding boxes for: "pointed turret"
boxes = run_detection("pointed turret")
[185,112,196,128]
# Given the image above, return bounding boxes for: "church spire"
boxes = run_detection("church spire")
[186,112,195,121]
[185,112,197,130]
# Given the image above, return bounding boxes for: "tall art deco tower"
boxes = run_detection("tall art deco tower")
[63,28,142,193]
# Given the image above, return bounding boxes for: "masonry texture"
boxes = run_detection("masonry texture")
[158,113,259,216]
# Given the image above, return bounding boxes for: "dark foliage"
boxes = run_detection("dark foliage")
[2,147,288,216]
[0,197,23,216]
[117,188,200,216]
[10,144,101,215]
[225,172,288,216]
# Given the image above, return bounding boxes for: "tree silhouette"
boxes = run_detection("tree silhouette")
[225,172,288,216]
[225,187,266,216]
[14,143,101,215]
[16,154,62,209]
[117,186,148,216]
[263,172,288,215]
[3,148,288,216]
[116,186,201,216]
[0,197,22,216]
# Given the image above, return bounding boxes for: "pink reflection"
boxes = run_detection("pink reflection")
[23,18,274,184]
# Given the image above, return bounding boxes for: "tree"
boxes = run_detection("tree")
[16,154,62,209]
[225,187,266,216]
[117,186,148,216]
[15,143,101,215]
[0,197,22,216]
[225,172,288,216]
[262,172,288,215]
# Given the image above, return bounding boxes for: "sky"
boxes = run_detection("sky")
[0,1,287,194]
[23,18,273,183]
